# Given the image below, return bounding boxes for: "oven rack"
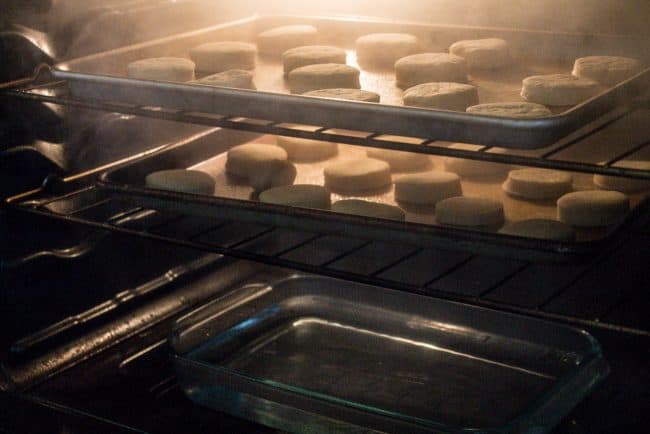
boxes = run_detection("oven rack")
[3,68,650,180]
[6,183,649,338]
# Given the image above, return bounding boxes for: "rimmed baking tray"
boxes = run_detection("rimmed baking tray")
[50,14,650,149]
[98,127,650,262]
[171,275,609,433]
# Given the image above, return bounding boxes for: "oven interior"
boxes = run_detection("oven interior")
[1,1,650,433]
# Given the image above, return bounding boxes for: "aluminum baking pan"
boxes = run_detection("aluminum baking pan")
[97,127,650,262]
[48,14,650,149]
[171,275,609,433]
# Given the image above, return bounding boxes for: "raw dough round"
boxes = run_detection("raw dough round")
[225,143,288,178]
[593,160,650,193]
[282,45,346,74]
[572,56,643,86]
[521,74,599,106]
[449,38,510,70]
[394,171,462,205]
[257,25,318,56]
[436,196,505,227]
[403,82,479,111]
[365,148,431,172]
[466,102,552,119]
[189,41,256,73]
[502,168,573,200]
[276,136,338,162]
[248,160,297,192]
[145,169,214,195]
[193,69,255,89]
[355,33,419,67]
[323,157,392,193]
[303,88,380,102]
[395,53,468,88]
[499,219,575,241]
[557,190,629,227]
[127,57,195,82]
[442,143,510,178]
[287,63,360,94]
[259,184,331,209]
[332,199,405,221]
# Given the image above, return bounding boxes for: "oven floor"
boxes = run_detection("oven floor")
[1,214,649,433]
[5,295,649,434]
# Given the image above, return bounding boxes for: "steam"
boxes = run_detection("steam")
[45,0,650,59]
[48,0,230,59]
[253,0,650,36]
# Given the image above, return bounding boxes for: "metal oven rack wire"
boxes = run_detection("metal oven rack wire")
[2,65,650,337]
[2,65,650,180]
[5,176,650,338]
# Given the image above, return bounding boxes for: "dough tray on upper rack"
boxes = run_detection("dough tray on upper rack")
[3,14,650,153]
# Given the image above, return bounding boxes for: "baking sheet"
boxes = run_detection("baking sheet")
[99,127,650,262]
[190,134,648,243]
[54,14,650,149]
[183,39,572,113]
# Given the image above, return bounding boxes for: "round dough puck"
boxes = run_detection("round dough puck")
[259,184,331,209]
[502,168,573,200]
[323,157,392,193]
[355,33,419,67]
[189,41,256,73]
[521,74,599,106]
[572,56,643,86]
[449,38,510,70]
[593,160,650,193]
[248,160,297,192]
[145,169,214,195]
[557,190,629,227]
[282,45,347,74]
[466,102,552,119]
[287,63,360,94]
[303,88,380,102]
[499,219,576,241]
[366,148,431,172]
[394,171,462,205]
[225,143,288,178]
[257,25,318,56]
[395,53,468,88]
[436,196,505,227]
[193,69,255,89]
[127,57,195,82]
[276,136,338,162]
[332,199,405,221]
[403,82,479,111]
[442,143,510,178]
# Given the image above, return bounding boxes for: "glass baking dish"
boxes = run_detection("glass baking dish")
[171,275,609,433]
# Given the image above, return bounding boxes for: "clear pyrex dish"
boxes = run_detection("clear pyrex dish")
[171,275,609,434]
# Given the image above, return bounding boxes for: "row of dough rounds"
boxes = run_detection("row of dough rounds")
[126,24,642,115]
[130,24,645,242]
[145,134,648,241]
[357,33,642,108]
